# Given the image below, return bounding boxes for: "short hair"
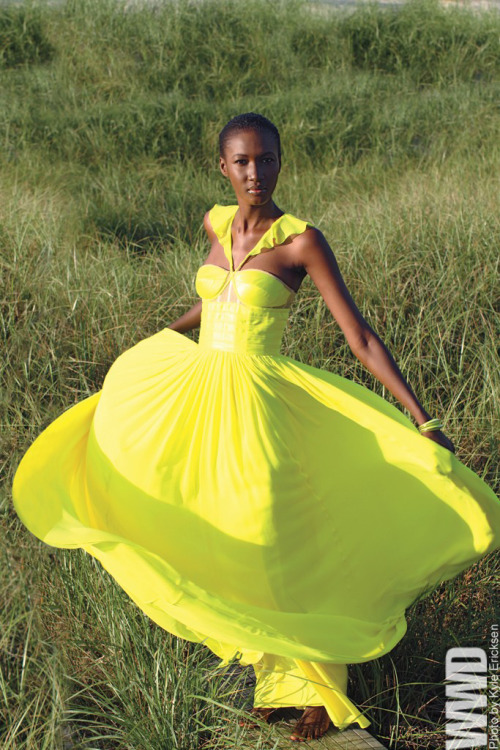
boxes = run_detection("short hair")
[218,112,281,162]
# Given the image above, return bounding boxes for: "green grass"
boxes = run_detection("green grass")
[1,0,499,747]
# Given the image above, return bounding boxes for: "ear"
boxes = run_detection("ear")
[219,156,228,177]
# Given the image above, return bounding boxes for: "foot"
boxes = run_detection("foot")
[290,706,331,741]
[239,706,277,728]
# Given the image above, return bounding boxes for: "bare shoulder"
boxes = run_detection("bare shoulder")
[289,226,332,269]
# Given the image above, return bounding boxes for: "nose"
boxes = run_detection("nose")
[248,161,262,183]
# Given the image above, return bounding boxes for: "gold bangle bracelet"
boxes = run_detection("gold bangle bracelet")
[418,418,443,433]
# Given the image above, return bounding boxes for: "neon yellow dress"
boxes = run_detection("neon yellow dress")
[11,203,500,732]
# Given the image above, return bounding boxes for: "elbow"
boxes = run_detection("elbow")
[348,328,375,359]
[348,333,369,357]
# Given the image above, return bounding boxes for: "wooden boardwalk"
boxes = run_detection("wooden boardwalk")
[239,707,388,748]
[209,656,388,749]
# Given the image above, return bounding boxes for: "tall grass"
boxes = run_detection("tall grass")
[1,0,499,747]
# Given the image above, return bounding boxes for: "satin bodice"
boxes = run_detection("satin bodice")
[195,204,313,355]
[196,265,294,354]
[196,263,296,308]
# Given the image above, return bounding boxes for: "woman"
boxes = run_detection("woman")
[12,113,500,743]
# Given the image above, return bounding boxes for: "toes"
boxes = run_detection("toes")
[290,716,330,740]
[290,723,309,741]
[290,725,306,741]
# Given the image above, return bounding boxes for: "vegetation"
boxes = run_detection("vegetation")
[1,0,499,747]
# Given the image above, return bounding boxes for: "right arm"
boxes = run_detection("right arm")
[167,300,202,333]
[167,211,214,333]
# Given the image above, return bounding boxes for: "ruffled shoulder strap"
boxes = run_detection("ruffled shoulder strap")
[208,203,315,266]
[208,204,238,243]
[269,214,314,252]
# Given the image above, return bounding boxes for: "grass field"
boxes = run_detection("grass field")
[1,0,499,747]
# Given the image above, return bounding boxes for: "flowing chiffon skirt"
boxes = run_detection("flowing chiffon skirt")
[11,204,500,731]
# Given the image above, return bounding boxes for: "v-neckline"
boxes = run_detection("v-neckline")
[228,208,285,272]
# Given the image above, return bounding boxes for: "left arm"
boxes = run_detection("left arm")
[292,228,455,452]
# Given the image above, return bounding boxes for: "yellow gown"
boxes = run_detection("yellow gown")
[11,203,500,732]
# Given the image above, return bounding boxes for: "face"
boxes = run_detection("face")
[219,129,281,206]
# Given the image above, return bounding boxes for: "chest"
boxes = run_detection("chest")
[208,235,306,294]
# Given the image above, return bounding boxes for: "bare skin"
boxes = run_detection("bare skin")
[239,705,332,741]
[168,125,456,737]
[168,127,455,453]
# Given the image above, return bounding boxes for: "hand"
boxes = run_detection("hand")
[420,429,455,454]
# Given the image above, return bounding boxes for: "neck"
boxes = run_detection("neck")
[234,200,284,231]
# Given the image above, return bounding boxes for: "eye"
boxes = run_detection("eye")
[263,157,274,163]
[235,159,247,164]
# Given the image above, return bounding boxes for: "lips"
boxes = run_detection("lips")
[248,187,267,193]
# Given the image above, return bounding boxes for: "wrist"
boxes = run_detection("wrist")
[413,408,433,427]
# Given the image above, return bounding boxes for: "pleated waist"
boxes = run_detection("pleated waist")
[198,300,289,355]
